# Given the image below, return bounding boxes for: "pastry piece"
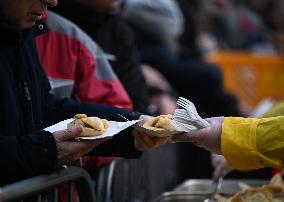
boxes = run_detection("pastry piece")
[67,114,109,136]
[143,114,177,131]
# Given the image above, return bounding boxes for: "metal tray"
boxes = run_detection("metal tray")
[153,192,207,202]
[173,179,269,196]
[152,179,270,202]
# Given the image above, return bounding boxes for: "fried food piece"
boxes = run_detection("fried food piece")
[67,114,109,136]
[218,174,284,202]
[143,114,177,131]
[74,114,87,119]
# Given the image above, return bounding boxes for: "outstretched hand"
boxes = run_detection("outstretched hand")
[171,117,224,154]
[53,125,111,167]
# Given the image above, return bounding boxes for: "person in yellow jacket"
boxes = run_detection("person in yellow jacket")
[172,115,284,171]
[208,101,284,180]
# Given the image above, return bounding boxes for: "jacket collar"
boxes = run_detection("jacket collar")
[0,20,48,46]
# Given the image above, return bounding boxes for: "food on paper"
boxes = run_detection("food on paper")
[143,114,177,131]
[217,174,284,202]
[67,114,109,136]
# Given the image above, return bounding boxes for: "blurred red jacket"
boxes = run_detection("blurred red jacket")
[36,11,133,110]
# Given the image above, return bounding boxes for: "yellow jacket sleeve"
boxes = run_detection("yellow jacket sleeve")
[221,116,284,170]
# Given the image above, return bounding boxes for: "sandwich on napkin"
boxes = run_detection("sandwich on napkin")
[67,114,109,136]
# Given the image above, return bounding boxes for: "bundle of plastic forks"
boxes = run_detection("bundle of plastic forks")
[173,97,210,131]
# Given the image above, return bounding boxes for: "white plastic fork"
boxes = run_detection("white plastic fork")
[172,120,196,132]
[176,97,210,127]
[174,110,206,129]
[177,97,197,113]
[174,109,200,124]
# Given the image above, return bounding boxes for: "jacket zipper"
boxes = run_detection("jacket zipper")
[23,80,35,129]
[18,30,35,130]
[24,81,31,101]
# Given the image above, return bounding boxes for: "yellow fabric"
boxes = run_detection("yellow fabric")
[222,116,284,170]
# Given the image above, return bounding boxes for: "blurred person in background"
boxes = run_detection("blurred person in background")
[141,64,178,115]
[51,0,150,114]
[124,0,243,182]
[202,0,270,51]
[125,0,248,117]
[264,0,284,54]
[125,0,274,181]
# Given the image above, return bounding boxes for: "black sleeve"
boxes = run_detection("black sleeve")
[89,127,142,158]
[44,93,141,125]
[0,131,57,186]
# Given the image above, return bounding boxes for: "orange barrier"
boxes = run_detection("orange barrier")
[206,51,284,107]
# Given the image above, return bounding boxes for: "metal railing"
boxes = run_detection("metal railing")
[0,166,96,202]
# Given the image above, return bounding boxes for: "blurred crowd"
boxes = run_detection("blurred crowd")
[1,0,284,201]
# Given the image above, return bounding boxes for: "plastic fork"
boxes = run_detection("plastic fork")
[172,120,196,132]
[176,97,210,127]
[177,97,197,113]
[174,109,200,125]
[174,109,208,127]
[174,110,205,129]
[174,109,197,121]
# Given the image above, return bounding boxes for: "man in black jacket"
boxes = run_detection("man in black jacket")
[0,0,164,186]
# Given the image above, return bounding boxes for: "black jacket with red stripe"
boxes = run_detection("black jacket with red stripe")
[0,20,141,186]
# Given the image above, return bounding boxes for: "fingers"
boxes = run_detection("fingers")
[154,136,168,145]
[132,130,167,151]
[133,130,154,151]
[55,136,112,167]
[53,125,83,141]
[74,137,112,151]
[211,154,232,181]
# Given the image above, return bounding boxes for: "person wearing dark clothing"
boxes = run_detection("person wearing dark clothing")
[0,0,164,186]
[51,0,150,113]
[124,0,243,117]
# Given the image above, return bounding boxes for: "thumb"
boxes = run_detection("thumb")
[53,125,83,141]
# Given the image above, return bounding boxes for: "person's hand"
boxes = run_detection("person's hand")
[134,115,169,150]
[211,154,233,181]
[171,117,224,154]
[138,114,153,125]
[53,125,111,167]
[132,129,168,151]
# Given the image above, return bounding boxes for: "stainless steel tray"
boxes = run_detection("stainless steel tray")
[154,192,207,202]
[153,179,269,202]
[174,179,268,196]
